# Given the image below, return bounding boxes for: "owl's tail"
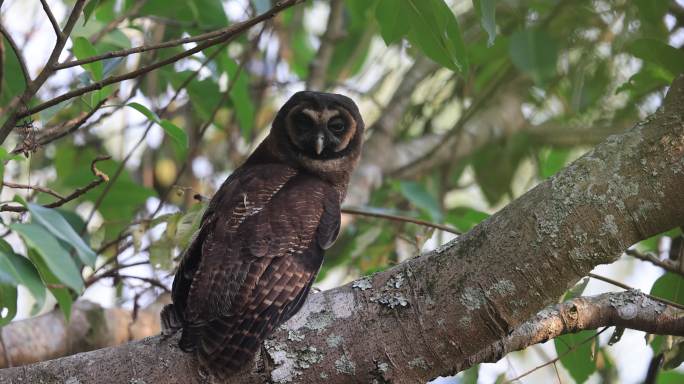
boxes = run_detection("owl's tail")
[181,308,283,379]
[160,304,183,336]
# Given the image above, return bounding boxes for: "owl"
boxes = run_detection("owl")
[161,91,364,377]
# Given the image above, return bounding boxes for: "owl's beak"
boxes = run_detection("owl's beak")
[315,133,325,155]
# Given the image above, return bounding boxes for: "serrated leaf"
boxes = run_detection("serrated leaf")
[554,330,598,383]
[27,204,97,267]
[11,223,84,292]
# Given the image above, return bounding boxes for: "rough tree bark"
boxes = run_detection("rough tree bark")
[0,298,167,368]
[0,76,683,383]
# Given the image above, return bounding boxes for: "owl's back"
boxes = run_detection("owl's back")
[162,162,340,376]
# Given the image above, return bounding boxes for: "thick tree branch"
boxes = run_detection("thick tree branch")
[0,299,165,368]
[1,75,682,383]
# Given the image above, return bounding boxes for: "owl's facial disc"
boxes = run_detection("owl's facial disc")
[286,106,356,159]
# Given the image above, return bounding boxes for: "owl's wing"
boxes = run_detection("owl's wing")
[169,164,340,375]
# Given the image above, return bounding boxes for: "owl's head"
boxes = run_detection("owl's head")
[270,91,364,181]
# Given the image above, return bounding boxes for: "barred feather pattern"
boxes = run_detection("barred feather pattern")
[162,163,341,378]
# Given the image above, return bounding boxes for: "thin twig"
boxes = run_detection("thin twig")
[503,327,610,383]
[626,249,683,276]
[0,0,87,144]
[0,155,111,213]
[587,273,684,311]
[16,0,304,120]
[1,181,64,199]
[39,0,62,40]
[0,24,30,87]
[82,39,234,229]
[149,26,260,219]
[118,274,170,292]
[341,207,461,235]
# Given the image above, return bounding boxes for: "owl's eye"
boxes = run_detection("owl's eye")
[293,114,314,130]
[327,117,346,134]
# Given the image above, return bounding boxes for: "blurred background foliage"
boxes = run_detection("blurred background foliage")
[0,0,683,382]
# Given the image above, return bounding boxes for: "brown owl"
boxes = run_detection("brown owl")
[161,91,364,377]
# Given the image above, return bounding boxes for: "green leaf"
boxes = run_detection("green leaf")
[460,364,479,384]
[538,148,571,179]
[446,207,490,232]
[27,249,74,321]
[72,37,103,81]
[406,0,468,73]
[127,102,161,124]
[554,330,598,383]
[474,0,496,47]
[509,28,558,84]
[562,277,589,301]
[0,283,17,326]
[1,251,45,315]
[160,120,189,148]
[399,181,442,222]
[648,272,684,354]
[27,203,97,267]
[127,103,188,148]
[0,249,19,285]
[11,223,84,292]
[375,0,410,44]
[83,0,107,26]
[627,39,684,81]
[659,372,684,384]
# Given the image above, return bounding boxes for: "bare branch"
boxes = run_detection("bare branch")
[0,155,110,213]
[1,181,64,200]
[588,273,684,311]
[626,248,684,277]
[341,206,461,235]
[18,0,303,120]
[11,96,110,154]
[39,0,62,40]
[0,0,87,145]
[306,0,344,90]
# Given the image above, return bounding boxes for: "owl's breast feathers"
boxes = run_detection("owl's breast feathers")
[162,163,341,376]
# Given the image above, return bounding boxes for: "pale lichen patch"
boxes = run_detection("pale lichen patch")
[408,357,429,370]
[335,355,356,375]
[600,214,618,236]
[331,291,354,319]
[352,278,372,291]
[326,334,343,348]
[459,286,485,311]
[65,378,81,384]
